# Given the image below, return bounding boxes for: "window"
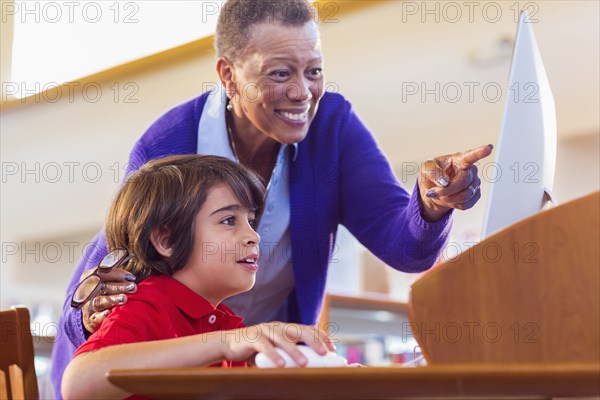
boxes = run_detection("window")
[9,1,225,98]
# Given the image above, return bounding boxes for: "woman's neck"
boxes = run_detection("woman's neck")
[227,111,281,184]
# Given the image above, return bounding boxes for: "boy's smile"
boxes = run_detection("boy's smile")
[236,253,260,272]
[173,184,261,306]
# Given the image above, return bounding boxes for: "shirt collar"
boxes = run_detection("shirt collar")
[289,142,299,162]
[146,275,243,324]
[198,88,299,162]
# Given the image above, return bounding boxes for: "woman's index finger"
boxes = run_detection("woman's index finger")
[456,144,494,169]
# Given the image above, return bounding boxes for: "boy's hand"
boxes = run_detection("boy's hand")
[222,322,335,367]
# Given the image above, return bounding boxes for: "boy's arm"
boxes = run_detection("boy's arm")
[62,322,334,400]
[62,333,225,400]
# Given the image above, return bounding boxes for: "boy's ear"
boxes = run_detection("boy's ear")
[150,227,173,258]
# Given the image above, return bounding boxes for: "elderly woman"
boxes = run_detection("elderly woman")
[51,0,491,397]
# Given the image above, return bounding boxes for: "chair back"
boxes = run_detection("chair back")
[0,307,38,400]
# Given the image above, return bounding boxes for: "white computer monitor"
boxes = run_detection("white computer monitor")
[481,10,557,239]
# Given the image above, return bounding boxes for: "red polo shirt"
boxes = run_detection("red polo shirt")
[74,274,246,369]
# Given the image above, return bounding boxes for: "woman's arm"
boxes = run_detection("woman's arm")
[336,100,452,272]
[62,323,333,400]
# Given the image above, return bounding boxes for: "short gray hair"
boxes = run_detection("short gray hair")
[215,0,315,62]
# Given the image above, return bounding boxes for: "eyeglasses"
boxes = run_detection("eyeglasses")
[71,249,135,309]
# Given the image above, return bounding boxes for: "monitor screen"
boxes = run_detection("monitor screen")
[481,10,557,239]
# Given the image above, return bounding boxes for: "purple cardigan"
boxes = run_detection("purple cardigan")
[50,91,452,398]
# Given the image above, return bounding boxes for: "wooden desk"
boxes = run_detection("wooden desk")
[107,362,600,399]
[409,192,600,365]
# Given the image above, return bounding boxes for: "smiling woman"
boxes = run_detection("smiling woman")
[218,20,324,181]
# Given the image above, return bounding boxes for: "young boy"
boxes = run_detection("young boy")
[61,155,333,400]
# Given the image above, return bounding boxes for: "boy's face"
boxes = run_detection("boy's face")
[173,184,261,305]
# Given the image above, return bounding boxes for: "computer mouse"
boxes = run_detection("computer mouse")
[255,345,348,368]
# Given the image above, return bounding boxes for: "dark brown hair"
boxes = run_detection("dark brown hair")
[215,0,315,62]
[106,155,265,281]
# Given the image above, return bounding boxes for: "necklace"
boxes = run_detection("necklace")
[225,104,240,163]
[224,102,281,182]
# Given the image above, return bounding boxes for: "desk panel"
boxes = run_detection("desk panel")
[107,362,600,400]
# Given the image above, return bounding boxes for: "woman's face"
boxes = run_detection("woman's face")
[227,21,324,144]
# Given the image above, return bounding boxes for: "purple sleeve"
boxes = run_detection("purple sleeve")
[60,233,107,346]
[338,102,452,272]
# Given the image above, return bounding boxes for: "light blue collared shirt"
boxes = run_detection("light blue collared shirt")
[197,88,296,325]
